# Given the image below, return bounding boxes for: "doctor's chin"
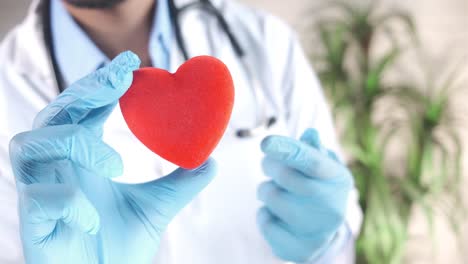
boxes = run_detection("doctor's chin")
[0,0,466,264]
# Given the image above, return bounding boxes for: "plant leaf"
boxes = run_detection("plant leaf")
[365,47,400,96]
[373,9,419,44]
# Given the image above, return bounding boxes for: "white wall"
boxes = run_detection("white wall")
[0,0,30,39]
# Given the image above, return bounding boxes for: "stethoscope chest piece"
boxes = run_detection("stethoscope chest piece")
[235,116,277,138]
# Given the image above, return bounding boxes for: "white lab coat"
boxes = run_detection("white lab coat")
[0,0,362,263]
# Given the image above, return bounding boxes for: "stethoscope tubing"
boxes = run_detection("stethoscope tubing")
[168,0,244,61]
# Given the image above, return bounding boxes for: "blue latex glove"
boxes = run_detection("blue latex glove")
[9,51,217,264]
[257,129,352,262]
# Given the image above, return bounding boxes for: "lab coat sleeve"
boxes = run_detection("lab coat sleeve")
[264,15,363,263]
[0,31,28,263]
[0,87,23,263]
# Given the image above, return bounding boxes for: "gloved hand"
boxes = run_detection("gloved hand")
[257,129,352,262]
[9,51,217,264]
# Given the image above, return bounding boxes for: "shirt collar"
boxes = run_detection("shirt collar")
[51,0,172,86]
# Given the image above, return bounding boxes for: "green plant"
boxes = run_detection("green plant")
[305,1,465,263]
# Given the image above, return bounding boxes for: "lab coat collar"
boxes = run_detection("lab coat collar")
[9,0,58,101]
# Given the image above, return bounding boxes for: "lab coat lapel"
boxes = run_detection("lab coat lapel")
[10,0,58,102]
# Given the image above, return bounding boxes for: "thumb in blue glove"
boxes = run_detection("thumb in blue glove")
[10,51,217,264]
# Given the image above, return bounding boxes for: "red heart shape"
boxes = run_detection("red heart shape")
[119,56,235,169]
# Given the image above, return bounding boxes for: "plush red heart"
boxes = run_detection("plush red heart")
[119,56,235,169]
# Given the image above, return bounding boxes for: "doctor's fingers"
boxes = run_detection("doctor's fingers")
[19,183,100,240]
[262,157,327,196]
[261,135,350,181]
[9,124,122,184]
[257,181,345,235]
[33,51,140,129]
[261,157,351,196]
[256,207,332,263]
[118,159,217,231]
[300,128,340,163]
[300,128,325,152]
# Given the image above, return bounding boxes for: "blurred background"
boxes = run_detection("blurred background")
[1,0,467,263]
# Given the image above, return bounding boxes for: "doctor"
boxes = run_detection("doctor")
[0,0,362,263]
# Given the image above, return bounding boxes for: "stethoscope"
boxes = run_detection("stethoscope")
[41,0,277,138]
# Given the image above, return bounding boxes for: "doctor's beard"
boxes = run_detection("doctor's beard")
[64,0,127,9]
